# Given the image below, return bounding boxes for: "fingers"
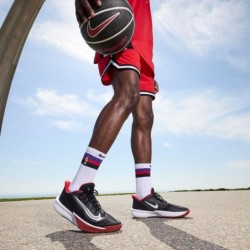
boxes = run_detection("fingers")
[81,0,96,18]
[75,0,86,25]
[75,0,102,26]
[154,80,159,94]
[94,0,102,7]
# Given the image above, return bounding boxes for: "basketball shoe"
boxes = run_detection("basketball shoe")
[131,188,190,218]
[54,181,122,233]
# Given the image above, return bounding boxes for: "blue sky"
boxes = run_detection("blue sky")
[0,0,250,197]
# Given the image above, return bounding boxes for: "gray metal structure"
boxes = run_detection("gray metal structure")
[0,0,45,133]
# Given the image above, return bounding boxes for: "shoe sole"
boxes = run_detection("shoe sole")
[131,208,190,218]
[54,196,122,233]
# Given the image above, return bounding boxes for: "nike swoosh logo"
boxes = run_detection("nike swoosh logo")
[87,12,120,38]
[98,154,105,158]
[145,201,158,209]
[75,197,102,221]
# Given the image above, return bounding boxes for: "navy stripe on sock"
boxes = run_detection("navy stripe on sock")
[135,168,151,178]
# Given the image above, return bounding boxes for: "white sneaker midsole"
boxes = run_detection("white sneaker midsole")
[53,196,77,225]
[131,208,188,218]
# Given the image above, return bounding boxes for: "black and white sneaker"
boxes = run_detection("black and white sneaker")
[54,181,122,233]
[131,188,190,218]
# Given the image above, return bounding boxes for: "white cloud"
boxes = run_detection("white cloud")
[25,88,98,118]
[154,0,250,69]
[18,88,111,132]
[224,161,250,169]
[154,89,250,142]
[30,0,94,62]
[15,87,250,142]
[52,120,85,133]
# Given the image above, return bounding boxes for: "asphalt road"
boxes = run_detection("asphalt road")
[0,191,249,250]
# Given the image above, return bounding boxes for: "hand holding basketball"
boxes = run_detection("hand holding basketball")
[75,0,102,25]
[78,0,135,55]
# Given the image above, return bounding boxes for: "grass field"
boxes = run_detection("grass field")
[0,188,249,202]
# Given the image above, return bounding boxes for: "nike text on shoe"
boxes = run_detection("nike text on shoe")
[131,188,190,218]
[54,181,122,233]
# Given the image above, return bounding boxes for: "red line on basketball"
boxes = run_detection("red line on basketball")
[80,0,135,55]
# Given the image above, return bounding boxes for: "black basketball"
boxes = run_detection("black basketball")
[80,0,134,55]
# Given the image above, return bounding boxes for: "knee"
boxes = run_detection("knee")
[114,82,140,112]
[124,89,140,109]
[134,108,154,130]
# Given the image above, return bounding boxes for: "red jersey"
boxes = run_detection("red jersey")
[128,0,154,71]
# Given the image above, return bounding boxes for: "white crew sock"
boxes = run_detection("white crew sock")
[69,147,106,192]
[135,163,152,199]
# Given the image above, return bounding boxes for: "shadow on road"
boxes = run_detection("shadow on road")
[46,230,100,250]
[140,218,228,250]
[46,230,121,250]
[46,218,229,249]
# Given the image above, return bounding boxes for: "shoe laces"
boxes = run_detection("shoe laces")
[153,190,168,205]
[79,188,102,213]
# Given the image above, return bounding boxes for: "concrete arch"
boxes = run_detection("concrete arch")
[0,0,46,133]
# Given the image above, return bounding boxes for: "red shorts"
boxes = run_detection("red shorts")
[94,48,155,99]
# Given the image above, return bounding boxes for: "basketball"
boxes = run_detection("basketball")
[80,0,134,55]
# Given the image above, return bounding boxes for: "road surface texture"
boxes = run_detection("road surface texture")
[0,191,249,250]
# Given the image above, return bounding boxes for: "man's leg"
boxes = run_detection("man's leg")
[131,96,154,199]
[130,97,190,218]
[54,69,141,233]
[131,96,153,163]
[89,68,140,153]
[69,69,140,191]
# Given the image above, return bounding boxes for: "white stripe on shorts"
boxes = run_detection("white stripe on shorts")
[140,91,155,99]
[101,59,140,79]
